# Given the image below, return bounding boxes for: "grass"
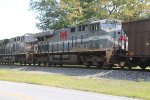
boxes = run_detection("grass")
[0,69,149,100]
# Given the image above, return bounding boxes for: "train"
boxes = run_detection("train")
[0,18,149,70]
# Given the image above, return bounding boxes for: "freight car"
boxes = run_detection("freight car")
[122,18,150,70]
[0,19,125,68]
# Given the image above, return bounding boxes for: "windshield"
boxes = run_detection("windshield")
[100,19,121,30]
[101,23,121,29]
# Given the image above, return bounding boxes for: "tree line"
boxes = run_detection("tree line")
[30,0,150,30]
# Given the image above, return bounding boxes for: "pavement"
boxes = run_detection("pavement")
[0,81,139,100]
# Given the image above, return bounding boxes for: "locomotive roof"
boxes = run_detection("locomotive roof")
[34,30,54,37]
[90,19,121,24]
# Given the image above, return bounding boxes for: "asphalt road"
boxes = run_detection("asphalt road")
[0,81,138,100]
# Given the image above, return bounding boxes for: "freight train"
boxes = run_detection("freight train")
[0,18,149,70]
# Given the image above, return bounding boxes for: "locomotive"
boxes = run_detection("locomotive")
[0,18,144,69]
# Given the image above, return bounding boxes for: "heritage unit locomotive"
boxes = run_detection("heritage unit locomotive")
[0,19,128,68]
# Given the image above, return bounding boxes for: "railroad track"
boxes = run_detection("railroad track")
[0,63,150,72]
[0,64,150,81]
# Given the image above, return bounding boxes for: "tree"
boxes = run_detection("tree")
[60,0,84,25]
[30,0,150,30]
[30,0,69,30]
[94,0,150,20]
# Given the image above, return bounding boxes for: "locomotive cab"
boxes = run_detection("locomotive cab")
[100,19,127,50]
[99,19,128,68]
[23,33,37,65]
[33,31,54,66]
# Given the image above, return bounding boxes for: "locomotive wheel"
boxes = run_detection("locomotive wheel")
[108,64,113,69]
[86,61,92,68]
[48,62,51,67]
[124,58,132,70]
[33,62,36,66]
[20,61,22,66]
[139,64,147,70]
[86,64,90,68]
[128,66,132,70]
[24,61,26,66]
[140,66,146,70]
[53,64,56,67]
[60,64,63,67]
[38,61,41,66]
[97,61,104,68]
[126,61,132,70]
[120,62,125,69]
[43,61,46,66]
[121,66,124,69]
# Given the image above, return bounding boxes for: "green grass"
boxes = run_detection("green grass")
[0,69,149,100]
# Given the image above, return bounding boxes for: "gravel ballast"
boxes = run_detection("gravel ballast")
[0,65,150,81]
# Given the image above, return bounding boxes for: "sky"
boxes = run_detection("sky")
[0,0,40,40]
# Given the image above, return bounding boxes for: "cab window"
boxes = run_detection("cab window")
[90,23,99,31]
[71,27,75,33]
[78,25,86,31]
